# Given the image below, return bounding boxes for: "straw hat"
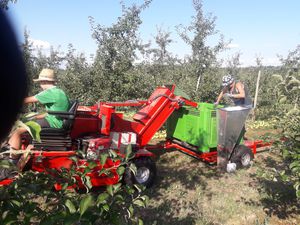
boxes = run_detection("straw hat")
[33,68,56,82]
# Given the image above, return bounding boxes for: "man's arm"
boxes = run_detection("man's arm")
[24,96,39,104]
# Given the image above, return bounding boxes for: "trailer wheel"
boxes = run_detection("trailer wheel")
[124,157,156,188]
[231,145,254,168]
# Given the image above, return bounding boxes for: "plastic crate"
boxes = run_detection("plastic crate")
[166,102,220,153]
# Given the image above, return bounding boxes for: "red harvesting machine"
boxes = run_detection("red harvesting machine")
[0,84,269,188]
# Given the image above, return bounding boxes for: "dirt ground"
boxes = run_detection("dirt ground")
[136,130,300,225]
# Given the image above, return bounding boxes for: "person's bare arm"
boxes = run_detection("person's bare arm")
[215,91,223,104]
[215,87,228,104]
[24,96,39,104]
[231,82,245,99]
[34,113,47,119]
[24,96,47,119]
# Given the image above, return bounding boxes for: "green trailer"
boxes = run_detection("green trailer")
[166,102,221,153]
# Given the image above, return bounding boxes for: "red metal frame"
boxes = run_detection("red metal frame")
[160,139,272,163]
[164,141,218,163]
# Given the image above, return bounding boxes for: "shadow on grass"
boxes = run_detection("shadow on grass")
[152,151,222,195]
[263,155,288,171]
[259,179,299,219]
[138,202,199,225]
[251,154,300,219]
[136,149,224,225]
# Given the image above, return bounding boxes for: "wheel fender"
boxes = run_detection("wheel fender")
[135,148,154,158]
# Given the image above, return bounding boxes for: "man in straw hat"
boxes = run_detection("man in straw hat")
[4,68,70,156]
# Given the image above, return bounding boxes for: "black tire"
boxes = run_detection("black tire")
[231,145,254,168]
[124,157,156,188]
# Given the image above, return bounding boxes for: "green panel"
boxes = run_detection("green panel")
[166,102,221,153]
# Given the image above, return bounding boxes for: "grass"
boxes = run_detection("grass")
[136,131,300,225]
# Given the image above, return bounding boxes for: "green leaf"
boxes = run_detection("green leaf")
[290,86,300,93]
[140,195,149,204]
[117,166,125,175]
[100,153,108,166]
[129,163,137,175]
[279,96,287,104]
[125,144,132,160]
[113,183,122,192]
[87,161,97,169]
[272,74,283,82]
[63,215,80,225]
[70,156,78,163]
[138,219,144,225]
[114,194,125,202]
[290,161,300,170]
[99,168,107,176]
[287,78,300,86]
[174,86,191,100]
[62,183,69,190]
[65,199,76,214]
[281,174,288,182]
[297,190,300,198]
[39,212,66,225]
[82,176,93,191]
[127,204,134,218]
[110,213,121,225]
[96,193,109,205]
[287,107,300,116]
[25,112,39,118]
[282,149,290,158]
[102,204,109,211]
[107,185,113,196]
[79,195,93,217]
[10,200,21,207]
[2,217,17,225]
[294,182,300,191]
[21,112,39,122]
[25,120,41,142]
[133,199,145,208]
[39,219,55,225]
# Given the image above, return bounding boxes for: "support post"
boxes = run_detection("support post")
[253,70,261,109]
[251,70,261,121]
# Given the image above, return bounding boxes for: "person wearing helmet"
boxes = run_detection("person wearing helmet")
[214,74,252,107]
[215,74,252,142]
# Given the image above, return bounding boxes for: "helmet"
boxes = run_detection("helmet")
[222,74,234,87]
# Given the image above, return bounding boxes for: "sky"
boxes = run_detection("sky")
[5,0,300,66]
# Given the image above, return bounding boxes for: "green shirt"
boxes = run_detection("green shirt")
[35,86,70,128]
